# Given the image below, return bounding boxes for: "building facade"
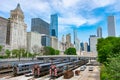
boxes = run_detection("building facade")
[0,4,27,52]
[0,17,8,46]
[107,16,116,37]
[84,42,88,52]
[41,34,51,47]
[51,36,58,50]
[97,27,102,38]
[50,14,58,38]
[10,4,27,49]
[80,42,84,51]
[31,18,50,35]
[89,35,98,53]
[27,32,41,53]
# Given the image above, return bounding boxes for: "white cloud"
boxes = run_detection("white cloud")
[0,0,119,33]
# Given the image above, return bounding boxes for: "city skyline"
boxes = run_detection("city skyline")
[0,0,120,43]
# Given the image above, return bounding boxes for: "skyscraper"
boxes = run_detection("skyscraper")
[31,18,50,35]
[97,27,102,38]
[107,16,116,37]
[50,14,58,38]
[84,42,88,52]
[74,29,77,44]
[89,35,98,53]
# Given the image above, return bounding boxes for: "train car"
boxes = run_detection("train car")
[13,61,43,76]
[33,61,63,78]
[49,62,69,78]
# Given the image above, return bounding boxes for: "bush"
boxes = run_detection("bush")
[64,47,76,55]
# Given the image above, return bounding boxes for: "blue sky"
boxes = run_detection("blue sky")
[0,0,120,43]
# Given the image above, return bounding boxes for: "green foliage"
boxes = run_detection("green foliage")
[43,47,60,55]
[100,56,120,80]
[0,45,3,52]
[27,52,33,57]
[12,49,19,57]
[0,55,7,59]
[100,65,109,80]
[97,37,120,63]
[55,50,60,55]
[43,46,55,55]
[5,49,11,58]
[106,55,120,79]
[64,47,76,55]
[97,37,120,80]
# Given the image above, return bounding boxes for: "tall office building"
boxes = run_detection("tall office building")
[66,33,71,43]
[74,29,80,51]
[107,16,116,37]
[31,18,50,35]
[50,14,58,38]
[97,27,102,38]
[89,35,98,53]
[80,42,84,51]
[74,29,77,44]
[84,42,88,52]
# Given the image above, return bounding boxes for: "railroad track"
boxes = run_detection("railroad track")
[0,71,13,78]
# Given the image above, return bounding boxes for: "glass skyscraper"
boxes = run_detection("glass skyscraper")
[50,14,58,38]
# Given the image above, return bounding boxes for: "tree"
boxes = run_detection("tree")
[107,55,120,79]
[64,47,76,55]
[12,49,19,58]
[0,45,3,52]
[97,37,120,64]
[55,50,60,55]
[43,46,55,55]
[5,49,11,58]
[97,37,120,79]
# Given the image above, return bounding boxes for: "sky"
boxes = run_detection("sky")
[0,0,120,44]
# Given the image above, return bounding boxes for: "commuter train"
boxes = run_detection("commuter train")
[12,60,62,76]
[33,61,65,77]
[13,61,44,76]
[33,59,89,78]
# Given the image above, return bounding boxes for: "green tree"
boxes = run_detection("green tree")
[12,49,19,58]
[64,47,76,55]
[55,50,60,55]
[43,46,55,55]
[5,49,11,58]
[97,37,120,64]
[97,37,120,79]
[0,45,3,52]
[106,55,120,79]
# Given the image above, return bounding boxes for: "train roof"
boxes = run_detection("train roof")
[16,61,43,66]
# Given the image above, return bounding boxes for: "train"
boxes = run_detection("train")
[12,59,63,76]
[33,59,89,78]
[13,61,44,76]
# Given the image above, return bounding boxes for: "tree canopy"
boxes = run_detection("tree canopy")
[97,37,120,80]
[5,49,11,58]
[0,45,3,52]
[97,37,120,63]
[43,46,60,55]
[64,47,76,55]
